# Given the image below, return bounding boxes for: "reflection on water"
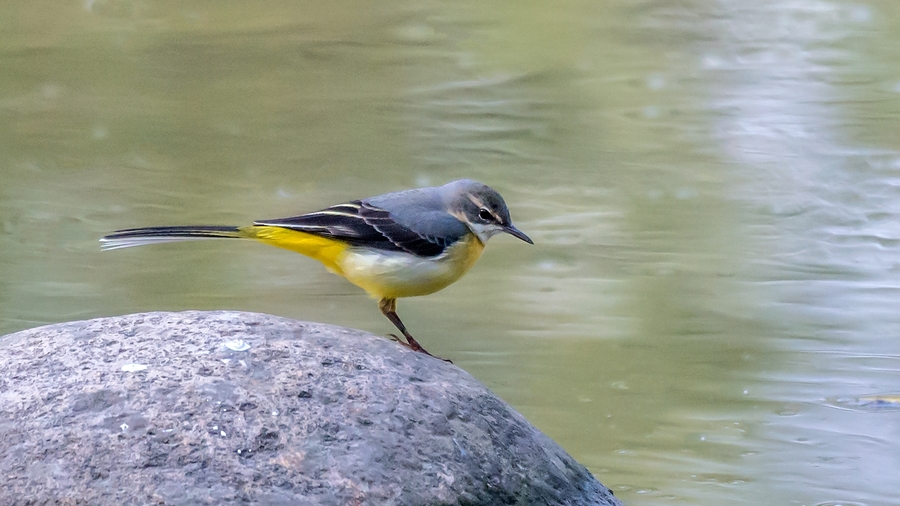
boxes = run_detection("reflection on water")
[2,1,900,505]
[699,2,900,504]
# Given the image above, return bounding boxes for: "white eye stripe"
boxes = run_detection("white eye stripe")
[466,194,485,209]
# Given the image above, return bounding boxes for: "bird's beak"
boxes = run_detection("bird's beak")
[503,224,533,244]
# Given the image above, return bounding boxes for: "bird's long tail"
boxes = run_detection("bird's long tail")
[101,224,349,276]
[99,225,248,251]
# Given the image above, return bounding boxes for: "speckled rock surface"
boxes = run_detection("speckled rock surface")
[0,311,621,506]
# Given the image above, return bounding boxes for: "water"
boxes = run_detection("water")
[3,1,900,504]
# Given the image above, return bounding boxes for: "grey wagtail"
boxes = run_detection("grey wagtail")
[100,179,533,360]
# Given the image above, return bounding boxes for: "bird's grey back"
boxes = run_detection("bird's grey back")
[365,184,470,242]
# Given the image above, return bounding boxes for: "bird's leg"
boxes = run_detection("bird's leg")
[378,298,450,362]
[378,298,428,353]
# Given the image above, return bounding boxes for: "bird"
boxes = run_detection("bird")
[100,179,533,360]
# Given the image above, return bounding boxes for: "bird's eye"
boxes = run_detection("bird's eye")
[478,208,493,221]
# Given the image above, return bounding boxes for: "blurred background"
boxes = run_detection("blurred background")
[3,1,900,504]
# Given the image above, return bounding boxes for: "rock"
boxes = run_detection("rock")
[0,311,622,506]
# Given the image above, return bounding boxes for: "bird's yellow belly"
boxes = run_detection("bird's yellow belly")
[337,234,485,299]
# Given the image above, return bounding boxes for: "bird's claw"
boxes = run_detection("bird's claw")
[384,333,452,363]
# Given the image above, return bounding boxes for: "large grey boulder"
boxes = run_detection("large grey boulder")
[0,311,621,506]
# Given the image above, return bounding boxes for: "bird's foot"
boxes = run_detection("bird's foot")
[384,333,452,363]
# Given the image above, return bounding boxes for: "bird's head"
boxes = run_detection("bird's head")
[442,179,533,245]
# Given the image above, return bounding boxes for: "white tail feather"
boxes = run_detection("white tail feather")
[99,235,224,251]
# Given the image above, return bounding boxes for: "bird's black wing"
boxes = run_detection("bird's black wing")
[254,201,451,257]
